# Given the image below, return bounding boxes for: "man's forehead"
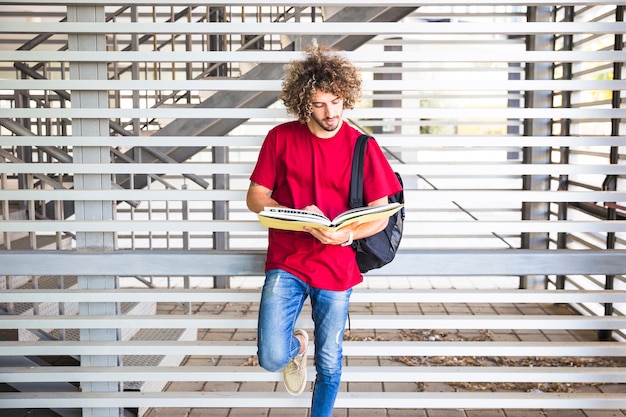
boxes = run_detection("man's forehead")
[311,90,342,103]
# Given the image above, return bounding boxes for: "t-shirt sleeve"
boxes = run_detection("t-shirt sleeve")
[362,139,403,204]
[250,132,277,190]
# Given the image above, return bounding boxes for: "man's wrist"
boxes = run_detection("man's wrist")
[340,231,354,247]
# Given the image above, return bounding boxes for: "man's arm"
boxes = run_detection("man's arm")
[352,196,390,240]
[246,181,282,214]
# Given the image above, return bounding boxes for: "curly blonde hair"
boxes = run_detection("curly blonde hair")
[279,43,362,123]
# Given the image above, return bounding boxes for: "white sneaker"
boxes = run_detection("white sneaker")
[282,329,309,395]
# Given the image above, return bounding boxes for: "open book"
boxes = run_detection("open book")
[257,202,403,232]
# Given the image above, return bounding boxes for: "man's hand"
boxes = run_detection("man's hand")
[304,225,357,246]
[301,205,354,245]
[300,205,324,216]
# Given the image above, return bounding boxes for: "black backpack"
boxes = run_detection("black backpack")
[349,134,405,273]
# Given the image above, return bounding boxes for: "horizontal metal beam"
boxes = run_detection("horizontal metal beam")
[0,50,623,63]
[2,288,624,304]
[3,314,625,330]
[0,163,255,175]
[3,22,625,35]
[0,189,245,201]
[0,391,625,410]
[2,79,625,92]
[0,135,264,147]
[0,1,619,7]
[2,190,626,203]
[2,249,626,276]
[3,163,626,176]
[3,365,624,384]
[0,220,265,233]
[0,135,624,148]
[2,107,625,120]
[3,220,626,234]
[1,341,623,357]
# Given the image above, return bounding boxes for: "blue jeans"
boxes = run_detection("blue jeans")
[257,269,352,417]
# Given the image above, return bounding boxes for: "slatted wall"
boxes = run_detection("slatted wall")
[0,1,625,416]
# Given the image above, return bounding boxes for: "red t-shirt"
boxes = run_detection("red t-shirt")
[250,121,402,291]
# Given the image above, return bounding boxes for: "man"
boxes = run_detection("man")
[246,43,402,417]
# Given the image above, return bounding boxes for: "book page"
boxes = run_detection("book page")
[331,203,401,225]
[258,203,403,232]
[262,207,330,223]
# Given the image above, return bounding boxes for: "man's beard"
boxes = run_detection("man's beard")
[310,112,341,132]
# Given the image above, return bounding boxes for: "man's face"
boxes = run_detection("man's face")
[307,89,344,137]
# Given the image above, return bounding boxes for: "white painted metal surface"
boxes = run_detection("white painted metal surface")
[1,391,625,410]
[0,2,624,414]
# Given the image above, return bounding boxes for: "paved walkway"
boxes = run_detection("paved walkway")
[145,276,626,417]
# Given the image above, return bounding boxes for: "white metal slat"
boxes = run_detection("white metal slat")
[3,106,625,119]
[3,79,626,91]
[1,341,624,357]
[0,0,619,5]
[0,391,624,410]
[0,220,264,233]
[4,220,626,234]
[2,314,625,330]
[0,50,623,63]
[2,21,625,35]
[2,190,626,202]
[2,288,624,304]
[4,162,626,176]
[0,135,624,147]
[2,250,626,276]
[2,365,625,383]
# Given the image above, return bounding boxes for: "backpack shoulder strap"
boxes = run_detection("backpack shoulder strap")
[349,134,370,209]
